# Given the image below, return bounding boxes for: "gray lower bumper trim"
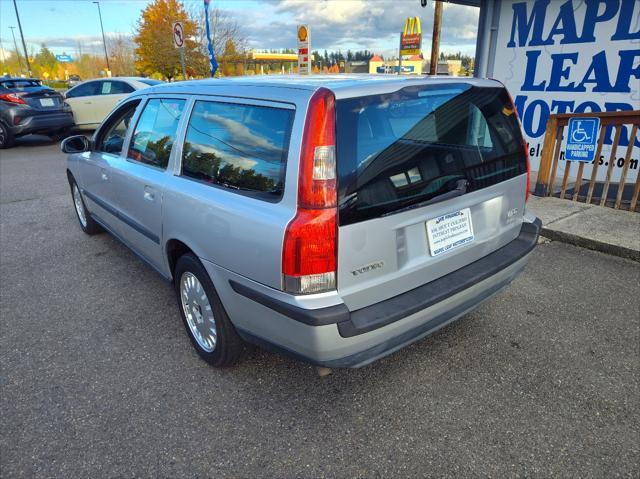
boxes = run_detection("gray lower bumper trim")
[236,271,520,368]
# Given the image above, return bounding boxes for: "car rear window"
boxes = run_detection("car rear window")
[181,101,293,201]
[336,84,527,225]
[0,80,42,90]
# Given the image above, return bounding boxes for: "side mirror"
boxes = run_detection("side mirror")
[61,135,90,154]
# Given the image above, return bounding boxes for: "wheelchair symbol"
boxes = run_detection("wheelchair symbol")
[571,121,592,143]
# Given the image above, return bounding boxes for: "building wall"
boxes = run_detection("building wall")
[478,0,639,181]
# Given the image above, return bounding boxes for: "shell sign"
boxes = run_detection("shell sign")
[298,25,310,75]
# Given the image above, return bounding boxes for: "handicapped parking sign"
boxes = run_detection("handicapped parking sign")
[565,117,600,162]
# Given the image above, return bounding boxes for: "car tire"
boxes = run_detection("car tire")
[0,122,15,149]
[69,177,102,235]
[174,253,243,367]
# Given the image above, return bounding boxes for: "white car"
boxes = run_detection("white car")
[64,77,163,130]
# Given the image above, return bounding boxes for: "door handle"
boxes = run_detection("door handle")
[84,101,92,105]
[143,186,155,201]
[100,169,108,181]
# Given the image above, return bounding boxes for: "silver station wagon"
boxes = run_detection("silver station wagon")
[63,75,540,368]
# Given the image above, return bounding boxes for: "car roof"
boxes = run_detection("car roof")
[0,77,40,82]
[78,77,150,82]
[137,74,503,100]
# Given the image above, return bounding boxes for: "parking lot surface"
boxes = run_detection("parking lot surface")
[1,138,639,478]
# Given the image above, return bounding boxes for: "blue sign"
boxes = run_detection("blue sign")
[565,117,600,162]
[56,54,73,63]
[376,65,415,74]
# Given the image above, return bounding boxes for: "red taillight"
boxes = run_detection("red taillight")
[0,93,26,105]
[282,88,337,294]
[297,88,337,208]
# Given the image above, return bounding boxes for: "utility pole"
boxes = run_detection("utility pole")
[429,0,443,75]
[397,38,402,75]
[93,1,111,74]
[12,0,31,77]
[9,26,24,74]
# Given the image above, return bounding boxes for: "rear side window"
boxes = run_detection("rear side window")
[181,101,293,201]
[102,81,134,95]
[127,98,186,169]
[336,84,527,225]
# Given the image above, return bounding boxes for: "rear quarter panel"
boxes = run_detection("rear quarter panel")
[161,88,313,289]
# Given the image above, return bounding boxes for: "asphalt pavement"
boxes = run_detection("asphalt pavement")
[1,137,639,478]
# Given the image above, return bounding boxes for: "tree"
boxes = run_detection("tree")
[109,34,136,76]
[33,45,57,79]
[188,3,247,77]
[73,45,104,79]
[134,0,202,79]
[0,50,26,77]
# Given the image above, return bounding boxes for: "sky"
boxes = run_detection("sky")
[0,0,480,60]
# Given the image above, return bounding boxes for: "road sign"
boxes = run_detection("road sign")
[566,117,600,162]
[56,54,73,63]
[172,21,185,49]
[297,25,310,75]
[400,17,422,56]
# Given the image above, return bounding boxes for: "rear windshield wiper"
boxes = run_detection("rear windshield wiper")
[382,179,469,217]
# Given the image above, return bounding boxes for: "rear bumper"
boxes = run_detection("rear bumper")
[9,110,74,136]
[210,218,541,368]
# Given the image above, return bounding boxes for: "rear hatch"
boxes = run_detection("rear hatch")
[0,79,64,111]
[335,82,528,310]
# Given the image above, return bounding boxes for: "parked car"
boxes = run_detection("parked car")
[62,75,540,368]
[0,77,74,148]
[64,77,163,130]
[67,74,82,87]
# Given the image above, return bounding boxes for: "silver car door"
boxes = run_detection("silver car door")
[109,96,188,270]
[80,98,143,235]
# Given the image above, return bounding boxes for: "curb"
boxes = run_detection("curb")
[540,227,640,262]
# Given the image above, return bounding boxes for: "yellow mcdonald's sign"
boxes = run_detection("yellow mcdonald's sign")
[403,16,422,36]
[400,16,422,56]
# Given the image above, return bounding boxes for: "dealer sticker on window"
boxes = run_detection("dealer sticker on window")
[426,208,474,257]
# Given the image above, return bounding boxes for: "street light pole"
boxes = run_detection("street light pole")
[12,0,31,77]
[8,26,25,74]
[93,1,111,74]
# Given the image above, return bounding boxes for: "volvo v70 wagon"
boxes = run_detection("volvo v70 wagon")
[62,75,540,368]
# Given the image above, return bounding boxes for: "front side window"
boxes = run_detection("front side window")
[127,98,186,169]
[66,82,100,98]
[181,101,293,201]
[95,100,141,155]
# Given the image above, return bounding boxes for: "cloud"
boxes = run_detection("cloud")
[0,33,133,56]
[239,0,480,56]
[3,1,480,58]
[206,113,281,153]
